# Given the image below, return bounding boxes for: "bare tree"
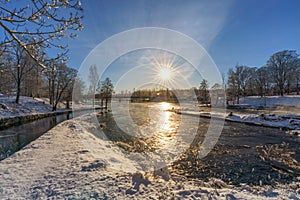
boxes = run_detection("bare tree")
[22,63,43,97]
[267,50,299,96]
[289,58,300,94]
[295,59,300,94]
[7,42,36,103]
[233,66,242,104]
[88,65,99,107]
[60,67,78,109]
[227,68,237,104]
[253,66,272,97]
[227,66,240,104]
[44,61,77,111]
[237,65,253,98]
[0,48,14,94]
[211,83,224,106]
[72,76,86,104]
[227,65,253,104]
[0,0,83,68]
[245,67,256,96]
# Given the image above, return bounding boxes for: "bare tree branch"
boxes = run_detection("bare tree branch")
[0,0,83,69]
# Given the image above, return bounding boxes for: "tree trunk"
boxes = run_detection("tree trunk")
[101,98,104,107]
[48,79,52,105]
[52,78,55,106]
[66,100,70,109]
[297,78,299,95]
[15,78,21,104]
[260,87,263,98]
[15,65,21,104]
[236,94,240,104]
[15,86,20,104]
[280,88,284,96]
[52,104,57,111]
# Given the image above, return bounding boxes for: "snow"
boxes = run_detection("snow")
[0,95,299,198]
[241,95,300,108]
[228,113,300,130]
[0,94,54,118]
[179,110,300,133]
[0,114,298,199]
[0,94,94,120]
[178,95,300,133]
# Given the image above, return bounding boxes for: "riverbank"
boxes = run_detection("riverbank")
[0,94,54,117]
[0,94,104,129]
[0,110,71,130]
[0,107,105,130]
[177,110,300,134]
[0,114,299,199]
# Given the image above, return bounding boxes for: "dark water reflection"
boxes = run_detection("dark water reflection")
[0,110,94,160]
[0,114,71,160]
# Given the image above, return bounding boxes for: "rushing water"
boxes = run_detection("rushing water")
[99,102,202,156]
[97,101,300,185]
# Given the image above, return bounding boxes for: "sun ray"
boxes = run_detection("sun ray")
[133,49,197,90]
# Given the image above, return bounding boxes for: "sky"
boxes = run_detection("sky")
[3,0,300,91]
[68,0,300,71]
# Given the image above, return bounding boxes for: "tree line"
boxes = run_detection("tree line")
[0,42,84,111]
[129,88,178,103]
[226,50,300,104]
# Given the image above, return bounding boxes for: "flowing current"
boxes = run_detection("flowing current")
[95,101,299,185]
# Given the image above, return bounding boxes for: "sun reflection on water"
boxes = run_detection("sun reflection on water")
[149,102,180,147]
[159,102,172,111]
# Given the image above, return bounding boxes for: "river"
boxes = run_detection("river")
[96,101,300,185]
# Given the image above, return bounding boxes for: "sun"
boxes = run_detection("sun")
[147,51,183,87]
[159,68,172,80]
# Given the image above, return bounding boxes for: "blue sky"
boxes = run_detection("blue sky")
[3,0,300,90]
[68,0,300,76]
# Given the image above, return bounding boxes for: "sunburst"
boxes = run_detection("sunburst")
[159,68,172,80]
[134,50,195,89]
[148,51,183,87]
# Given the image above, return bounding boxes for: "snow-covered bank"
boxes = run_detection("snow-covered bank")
[0,95,67,129]
[0,114,298,199]
[0,110,74,130]
[0,94,101,129]
[179,110,300,134]
[226,96,300,116]
[240,95,300,108]
[0,94,54,118]
[227,113,300,131]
